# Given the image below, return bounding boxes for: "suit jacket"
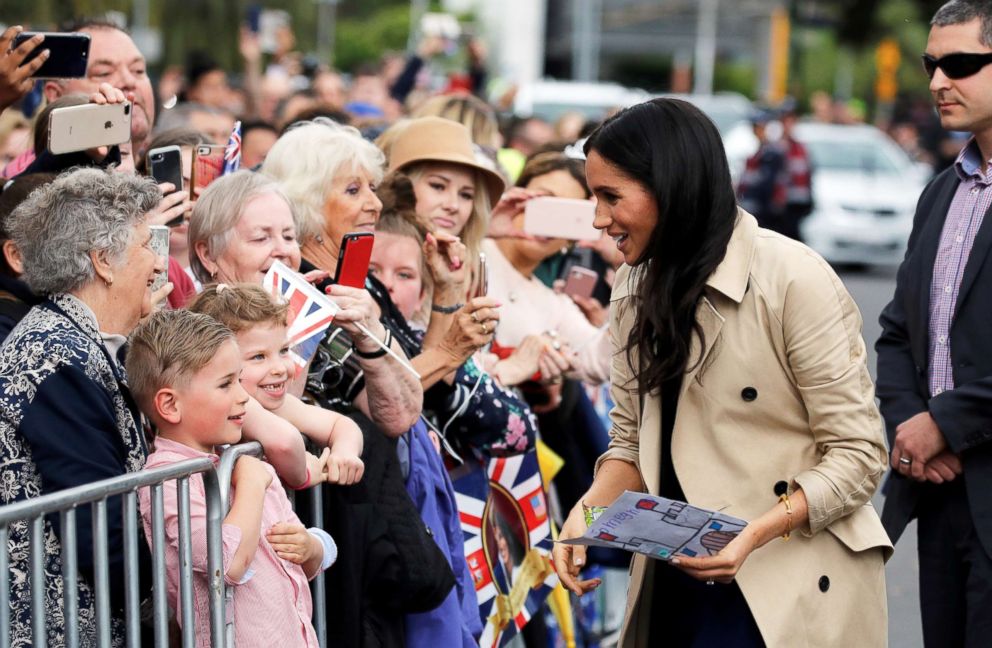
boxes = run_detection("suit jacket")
[602,211,892,648]
[877,166,992,557]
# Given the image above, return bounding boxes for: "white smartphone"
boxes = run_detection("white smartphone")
[523,197,600,241]
[48,102,132,155]
[148,225,170,292]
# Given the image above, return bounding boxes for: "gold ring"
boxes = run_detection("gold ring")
[482,322,490,334]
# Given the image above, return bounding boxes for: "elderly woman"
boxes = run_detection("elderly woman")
[260,120,424,434]
[0,168,165,646]
[189,168,423,437]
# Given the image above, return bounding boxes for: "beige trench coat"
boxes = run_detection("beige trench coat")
[600,211,892,647]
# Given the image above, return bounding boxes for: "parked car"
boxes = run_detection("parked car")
[513,79,648,123]
[794,122,929,267]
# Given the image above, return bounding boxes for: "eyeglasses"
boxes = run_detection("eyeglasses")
[922,52,992,80]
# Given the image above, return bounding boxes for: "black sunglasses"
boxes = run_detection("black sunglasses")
[922,52,992,80]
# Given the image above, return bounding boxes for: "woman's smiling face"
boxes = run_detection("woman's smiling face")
[585,150,659,265]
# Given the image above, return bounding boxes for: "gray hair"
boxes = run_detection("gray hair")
[933,0,992,46]
[261,118,384,243]
[9,168,160,295]
[187,170,296,284]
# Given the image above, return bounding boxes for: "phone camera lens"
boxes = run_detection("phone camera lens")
[124,104,131,115]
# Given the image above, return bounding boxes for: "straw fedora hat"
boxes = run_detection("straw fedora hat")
[387,116,506,206]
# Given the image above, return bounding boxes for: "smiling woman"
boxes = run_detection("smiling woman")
[188,170,300,284]
[0,168,164,646]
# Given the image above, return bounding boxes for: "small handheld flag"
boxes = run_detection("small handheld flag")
[222,120,242,175]
[262,261,420,378]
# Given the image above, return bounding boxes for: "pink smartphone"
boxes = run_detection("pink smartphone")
[523,197,600,241]
[563,266,597,299]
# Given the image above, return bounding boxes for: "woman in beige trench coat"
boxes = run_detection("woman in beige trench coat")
[552,98,892,647]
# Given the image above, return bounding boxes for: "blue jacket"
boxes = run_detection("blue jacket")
[402,419,481,648]
[0,294,146,647]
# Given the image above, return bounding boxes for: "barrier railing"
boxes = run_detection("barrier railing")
[0,441,331,648]
[0,456,225,648]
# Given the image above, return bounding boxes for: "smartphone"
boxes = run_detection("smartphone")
[246,4,262,33]
[523,197,600,241]
[147,145,184,194]
[563,266,598,299]
[148,225,170,292]
[473,253,489,299]
[12,32,90,79]
[420,12,461,40]
[333,232,375,289]
[190,144,225,198]
[48,102,132,155]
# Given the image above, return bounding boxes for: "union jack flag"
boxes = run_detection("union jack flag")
[222,120,242,175]
[262,260,338,368]
[453,449,557,647]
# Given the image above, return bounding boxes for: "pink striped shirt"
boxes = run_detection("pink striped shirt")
[139,437,318,647]
[928,139,992,397]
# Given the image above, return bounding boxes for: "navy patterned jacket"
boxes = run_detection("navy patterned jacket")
[0,294,146,647]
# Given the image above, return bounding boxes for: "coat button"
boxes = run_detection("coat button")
[773,481,789,497]
[741,387,758,402]
[818,575,830,592]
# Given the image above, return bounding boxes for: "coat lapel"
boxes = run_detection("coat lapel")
[954,200,992,318]
[912,173,959,360]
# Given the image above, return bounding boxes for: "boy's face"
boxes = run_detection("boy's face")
[175,339,249,451]
[236,322,293,410]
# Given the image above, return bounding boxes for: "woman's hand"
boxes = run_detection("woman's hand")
[149,182,191,228]
[671,529,759,584]
[487,187,541,239]
[302,268,331,286]
[552,504,603,596]
[324,284,386,353]
[437,296,500,365]
[492,334,545,386]
[571,294,608,328]
[424,231,469,293]
[538,336,575,385]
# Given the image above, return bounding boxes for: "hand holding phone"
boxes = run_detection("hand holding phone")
[48,102,132,155]
[148,225,170,292]
[333,232,374,289]
[148,146,184,194]
[523,197,599,241]
[190,144,225,198]
[11,31,90,79]
[563,266,597,299]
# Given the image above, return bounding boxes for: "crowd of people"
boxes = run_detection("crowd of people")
[0,0,990,647]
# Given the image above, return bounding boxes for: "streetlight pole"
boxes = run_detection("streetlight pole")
[315,0,339,67]
[694,0,718,95]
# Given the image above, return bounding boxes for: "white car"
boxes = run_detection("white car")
[513,80,648,122]
[794,123,930,267]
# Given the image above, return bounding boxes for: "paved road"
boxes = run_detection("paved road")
[837,266,922,648]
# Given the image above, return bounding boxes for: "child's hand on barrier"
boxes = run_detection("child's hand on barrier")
[326,450,364,485]
[266,522,321,565]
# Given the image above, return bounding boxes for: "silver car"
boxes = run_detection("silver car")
[795,123,930,267]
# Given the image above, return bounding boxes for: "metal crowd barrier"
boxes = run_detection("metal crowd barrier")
[0,441,331,648]
[0,455,225,648]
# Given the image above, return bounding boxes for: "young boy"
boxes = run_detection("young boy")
[129,310,335,647]
[188,284,365,484]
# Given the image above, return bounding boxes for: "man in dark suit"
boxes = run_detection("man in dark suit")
[877,2,992,645]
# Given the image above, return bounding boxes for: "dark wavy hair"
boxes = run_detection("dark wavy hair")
[583,98,737,392]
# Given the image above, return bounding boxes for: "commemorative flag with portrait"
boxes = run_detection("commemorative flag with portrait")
[453,448,558,647]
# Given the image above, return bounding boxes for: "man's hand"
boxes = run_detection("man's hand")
[922,451,963,484]
[0,27,47,112]
[891,411,948,480]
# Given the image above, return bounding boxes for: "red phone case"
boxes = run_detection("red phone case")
[334,233,375,288]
